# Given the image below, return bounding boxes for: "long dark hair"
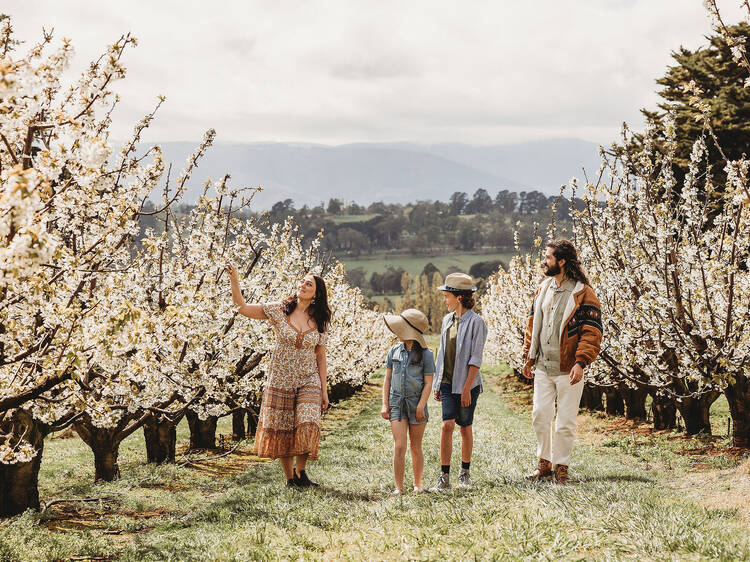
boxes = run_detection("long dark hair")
[283,274,332,333]
[408,340,424,365]
[547,238,591,286]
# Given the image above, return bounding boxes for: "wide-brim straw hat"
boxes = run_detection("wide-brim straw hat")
[437,272,477,293]
[383,308,428,348]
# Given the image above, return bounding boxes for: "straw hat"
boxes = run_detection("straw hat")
[437,272,477,293]
[383,308,428,348]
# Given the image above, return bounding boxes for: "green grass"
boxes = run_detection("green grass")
[341,251,514,278]
[1,366,749,560]
[328,214,379,224]
[710,395,732,431]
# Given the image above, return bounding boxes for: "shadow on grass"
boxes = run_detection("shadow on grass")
[230,469,382,502]
[233,469,279,486]
[303,485,381,502]
[485,472,655,488]
[575,472,655,484]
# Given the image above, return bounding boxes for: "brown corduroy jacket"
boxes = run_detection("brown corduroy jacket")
[522,277,603,372]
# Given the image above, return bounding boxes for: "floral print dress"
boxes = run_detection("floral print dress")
[254,302,328,460]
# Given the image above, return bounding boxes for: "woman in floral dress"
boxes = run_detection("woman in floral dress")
[226,266,331,488]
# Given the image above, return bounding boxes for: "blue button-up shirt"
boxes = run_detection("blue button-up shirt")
[432,309,488,394]
[385,343,436,406]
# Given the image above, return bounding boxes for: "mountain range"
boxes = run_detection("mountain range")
[149,139,603,209]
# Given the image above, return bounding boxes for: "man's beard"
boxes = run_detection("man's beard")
[543,262,561,277]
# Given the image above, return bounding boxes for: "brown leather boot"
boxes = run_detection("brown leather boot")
[525,458,553,480]
[554,464,569,483]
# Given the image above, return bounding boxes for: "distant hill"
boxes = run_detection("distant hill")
[395,139,603,192]
[148,139,602,209]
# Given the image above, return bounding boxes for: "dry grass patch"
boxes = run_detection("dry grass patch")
[674,465,750,526]
[175,439,268,477]
[321,380,382,439]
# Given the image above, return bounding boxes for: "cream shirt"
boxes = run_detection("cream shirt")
[537,278,576,376]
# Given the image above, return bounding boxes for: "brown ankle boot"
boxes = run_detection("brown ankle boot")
[525,458,553,480]
[554,464,569,483]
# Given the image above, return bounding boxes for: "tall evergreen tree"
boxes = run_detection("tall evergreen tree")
[631,23,750,192]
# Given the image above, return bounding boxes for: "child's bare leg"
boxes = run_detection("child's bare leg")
[408,422,427,490]
[391,419,409,493]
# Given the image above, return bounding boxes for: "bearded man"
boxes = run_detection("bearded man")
[522,239,603,483]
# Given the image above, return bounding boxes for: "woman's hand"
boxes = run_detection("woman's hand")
[415,402,426,422]
[381,403,390,420]
[433,389,441,402]
[321,391,329,412]
[226,263,239,282]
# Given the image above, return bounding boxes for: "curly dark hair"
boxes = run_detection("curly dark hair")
[283,274,332,333]
[547,238,591,286]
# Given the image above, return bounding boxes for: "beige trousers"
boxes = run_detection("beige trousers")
[531,369,584,466]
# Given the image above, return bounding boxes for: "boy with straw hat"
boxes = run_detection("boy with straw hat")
[430,273,487,491]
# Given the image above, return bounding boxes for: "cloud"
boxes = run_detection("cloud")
[6,0,749,145]
[223,36,257,58]
[330,54,421,80]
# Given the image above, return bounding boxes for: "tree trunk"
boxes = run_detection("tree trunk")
[328,381,360,402]
[143,415,179,463]
[650,392,677,430]
[73,420,122,481]
[0,409,47,517]
[186,411,218,449]
[580,382,604,411]
[232,410,246,441]
[724,372,750,448]
[604,387,625,416]
[247,406,259,437]
[675,391,719,436]
[620,384,648,420]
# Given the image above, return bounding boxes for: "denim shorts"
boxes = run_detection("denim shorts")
[389,394,428,425]
[440,382,480,426]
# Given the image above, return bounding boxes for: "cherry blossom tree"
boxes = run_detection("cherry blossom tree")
[0,19,391,509]
[0,22,176,513]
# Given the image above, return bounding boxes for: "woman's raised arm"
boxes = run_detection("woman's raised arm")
[226,263,268,319]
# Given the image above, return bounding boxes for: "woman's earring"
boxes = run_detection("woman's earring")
[311,298,317,305]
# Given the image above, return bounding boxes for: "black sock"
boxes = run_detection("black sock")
[461,461,470,471]
[441,464,450,474]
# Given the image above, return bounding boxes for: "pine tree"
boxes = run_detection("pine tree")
[620,23,750,193]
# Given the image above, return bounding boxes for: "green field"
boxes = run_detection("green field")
[341,251,515,279]
[329,214,379,224]
[2,361,748,560]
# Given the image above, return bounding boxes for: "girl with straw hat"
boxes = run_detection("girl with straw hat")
[382,308,435,494]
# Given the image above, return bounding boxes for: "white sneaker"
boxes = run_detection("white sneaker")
[458,468,473,489]
[429,472,451,492]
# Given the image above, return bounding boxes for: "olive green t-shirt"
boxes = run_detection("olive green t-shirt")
[441,314,459,385]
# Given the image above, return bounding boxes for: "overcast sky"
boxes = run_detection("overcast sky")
[7,1,748,146]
